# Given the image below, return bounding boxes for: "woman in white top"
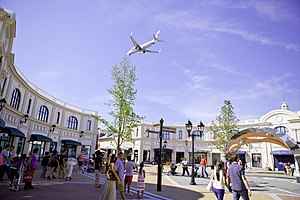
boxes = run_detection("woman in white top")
[210,161,230,200]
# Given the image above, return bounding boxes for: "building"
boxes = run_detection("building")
[0,8,98,159]
[100,101,300,172]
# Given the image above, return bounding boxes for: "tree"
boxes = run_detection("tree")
[94,57,144,154]
[210,100,239,154]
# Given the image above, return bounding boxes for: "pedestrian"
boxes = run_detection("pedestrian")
[94,150,103,188]
[47,150,58,180]
[101,154,120,200]
[125,156,136,195]
[291,163,295,176]
[181,158,190,176]
[9,153,27,188]
[24,147,39,190]
[200,155,208,178]
[227,154,252,200]
[115,151,126,200]
[137,162,146,199]
[41,152,50,178]
[0,144,10,181]
[65,155,77,181]
[285,162,291,176]
[0,146,3,166]
[210,162,231,200]
[58,151,67,179]
[77,151,84,174]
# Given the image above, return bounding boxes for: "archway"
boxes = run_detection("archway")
[226,127,300,172]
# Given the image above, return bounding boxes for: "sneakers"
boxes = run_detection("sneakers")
[52,175,56,179]
[95,184,102,188]
[47,176,51,180]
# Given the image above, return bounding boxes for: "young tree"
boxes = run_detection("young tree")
[210,100,239,155]
[95,57,144,154]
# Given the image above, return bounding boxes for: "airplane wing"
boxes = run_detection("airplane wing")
[144,49,161,54]
[130,33,141,49]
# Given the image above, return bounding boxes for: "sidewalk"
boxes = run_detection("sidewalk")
[0,164,299,200]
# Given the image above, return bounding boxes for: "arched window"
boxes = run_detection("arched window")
[68,116,78,130]
[37,105,49,122]
[274,126,288,134]
[10,88,21,110]
[194,130,204,141]
[179,130,183,139]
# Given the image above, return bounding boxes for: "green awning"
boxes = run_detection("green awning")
[1,127,25,137]
[30,134,53,142]
[62,139,82,146]
[0,118,5,129]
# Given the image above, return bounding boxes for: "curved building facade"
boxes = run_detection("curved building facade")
[0,8,98,159]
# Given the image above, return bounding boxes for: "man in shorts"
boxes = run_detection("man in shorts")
[115,151,126,200]
[125,156,136,195]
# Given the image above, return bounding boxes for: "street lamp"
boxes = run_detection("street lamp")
[20,114,29,124]
[185,119,196,185]
[0,98,7,112]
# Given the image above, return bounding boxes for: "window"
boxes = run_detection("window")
[179,130,183,139]
[274,126,288,134]
[87,120,91,131]
[144,129,149,138]
[10,88,21,110]
[37,105,49,122]
[68,116,78,130]
[163,132,170,140]
[136,128,139,137]
[1,77,7,94]
[26,99,32,114]
[194,130,204,141]
[56,112,60,124]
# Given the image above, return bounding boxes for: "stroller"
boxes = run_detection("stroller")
[10,160,28,191]
[168,163,177,176]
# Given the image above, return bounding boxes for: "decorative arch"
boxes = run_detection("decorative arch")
[259,109,299,123]
[226,127,300,172]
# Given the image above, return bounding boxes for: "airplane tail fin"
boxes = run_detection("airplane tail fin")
[153,30,164,42]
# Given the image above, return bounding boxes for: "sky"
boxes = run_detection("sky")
[1,0,300,126]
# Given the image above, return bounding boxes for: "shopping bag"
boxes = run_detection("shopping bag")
[206,178,213,191]
[23,168,34,183]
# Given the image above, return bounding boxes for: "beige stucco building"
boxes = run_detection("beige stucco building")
[0,8,98,159]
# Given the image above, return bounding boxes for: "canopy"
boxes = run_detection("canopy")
[30,134,53,142]
[62,139,82,146]
[1,127,25,137]
[271,150,293,156]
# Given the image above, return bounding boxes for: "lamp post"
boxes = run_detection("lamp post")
[157,118,164,192]
[186,120,205,185]
[0,98,7,112]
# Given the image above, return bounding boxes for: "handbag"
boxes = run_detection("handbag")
[206,178,213,191]
[23,168,34,183]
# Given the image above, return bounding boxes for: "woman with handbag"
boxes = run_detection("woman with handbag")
[209,161,230,200]
[101,154,121,200]
[24,148,39,190]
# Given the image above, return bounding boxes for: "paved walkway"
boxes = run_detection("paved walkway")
[0,164,299,200]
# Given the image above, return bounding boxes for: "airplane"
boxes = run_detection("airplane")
[127,30,164,56]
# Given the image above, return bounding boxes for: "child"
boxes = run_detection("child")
[137,162,146,199]
[41,152,50,178]
[9,154,27,189]
[65,155,77,181]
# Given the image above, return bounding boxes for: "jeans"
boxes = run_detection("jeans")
[212,187,225,200]
[233,189,250,200]
[201,166,208,177]
[182,167,190,176]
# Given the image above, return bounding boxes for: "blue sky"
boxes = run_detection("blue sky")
[2,0,300,125]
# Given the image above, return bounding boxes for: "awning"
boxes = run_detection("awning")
[30,134,53,142]
[1,127,25,137]
[0,118,5,129]
[237,151,246,154]
[271,150,293,155]
[62,139,82,146]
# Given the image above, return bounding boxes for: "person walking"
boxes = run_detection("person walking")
[228,154,252,200]
[200,155,208,178]
[125,156,136,195]
[137,162,146,199]
[115,152,126,200]
[77,151,84,174]
[101,154,121,200]
[210,162,231,200]
[58,151,67,179]
[24,148,39,190]
[41,152,50,178]
[181,158,190,176]
[47,150,58,180]
[94,150,103,188]
[0,144,10,181]
[65,155,77,181]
